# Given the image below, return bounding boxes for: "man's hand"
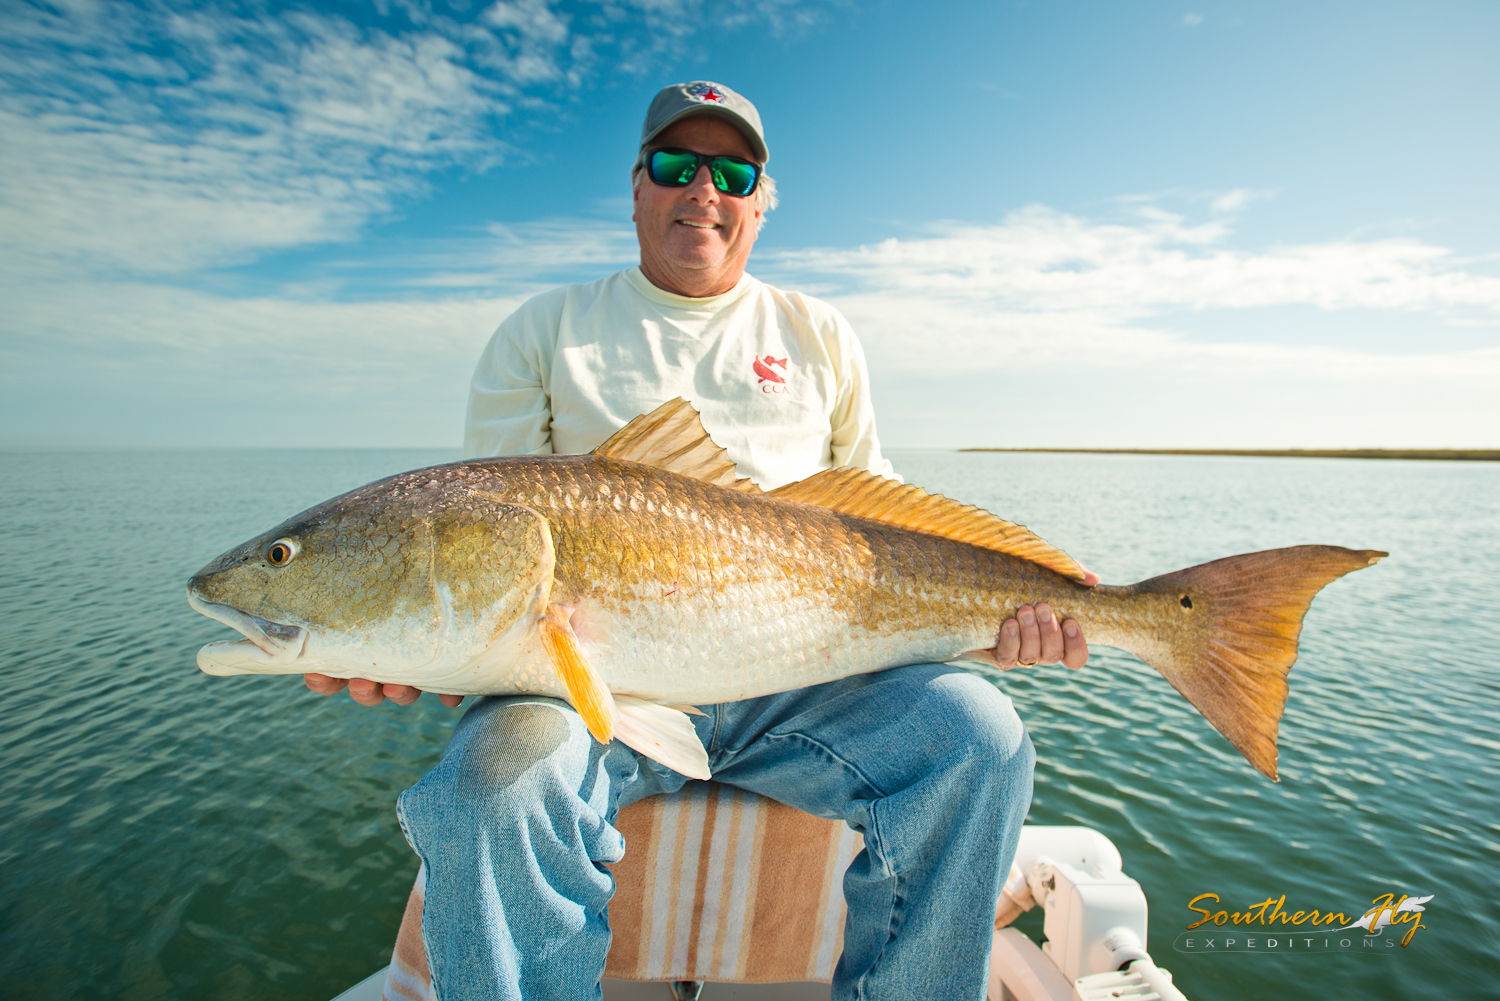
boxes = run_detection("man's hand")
[305,674,465,708]
[994,567,1098,672]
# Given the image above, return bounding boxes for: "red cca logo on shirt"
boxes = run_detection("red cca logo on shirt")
[753,355,789,394]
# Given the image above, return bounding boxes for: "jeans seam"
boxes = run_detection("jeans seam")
[852,872,904,1001]
[709,702,724,756]
[769,729,892,798]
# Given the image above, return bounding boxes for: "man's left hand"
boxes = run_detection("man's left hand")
[994,567,1098,672]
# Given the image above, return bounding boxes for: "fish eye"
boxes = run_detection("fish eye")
[265,538,298,567]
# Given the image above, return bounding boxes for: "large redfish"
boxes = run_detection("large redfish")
[187,399,1385,781]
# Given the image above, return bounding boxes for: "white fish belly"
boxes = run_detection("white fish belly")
[581,585,990,705]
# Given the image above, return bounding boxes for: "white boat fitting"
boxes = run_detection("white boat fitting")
[331,825,1190,1001]
[988,825,1190,1001]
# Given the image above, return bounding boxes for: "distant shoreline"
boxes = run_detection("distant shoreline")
[956,447,1500,461]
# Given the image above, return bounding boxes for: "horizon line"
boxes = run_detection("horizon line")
[956,447,1500,461]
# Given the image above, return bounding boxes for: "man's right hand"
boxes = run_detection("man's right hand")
[305,674,465,708]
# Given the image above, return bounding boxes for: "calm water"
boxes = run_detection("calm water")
[1,449,1497,1000]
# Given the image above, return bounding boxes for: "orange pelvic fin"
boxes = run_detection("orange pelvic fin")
[539,606,617,745]
[770,466,1089,582]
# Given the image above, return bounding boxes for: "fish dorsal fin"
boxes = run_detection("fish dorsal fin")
[591,397,761,493]
[769,466,1088,581]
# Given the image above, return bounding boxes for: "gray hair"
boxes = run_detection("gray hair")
[631,161,779,230]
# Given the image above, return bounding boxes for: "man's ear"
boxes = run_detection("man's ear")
[630,170,642,221]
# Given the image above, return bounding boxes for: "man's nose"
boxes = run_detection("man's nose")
[684,165,720,204]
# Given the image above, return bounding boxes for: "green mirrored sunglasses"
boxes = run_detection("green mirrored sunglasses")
[643,147,761,197]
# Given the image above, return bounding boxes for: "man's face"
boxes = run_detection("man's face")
[633,116,763,296]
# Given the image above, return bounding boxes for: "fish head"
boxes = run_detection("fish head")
[187,467,555,685]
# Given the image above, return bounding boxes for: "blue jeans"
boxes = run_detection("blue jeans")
[397,663,1035,1001]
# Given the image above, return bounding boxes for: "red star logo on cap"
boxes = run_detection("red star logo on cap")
[690,84,725,103]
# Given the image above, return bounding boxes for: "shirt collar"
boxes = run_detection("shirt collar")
[624,267,757,312]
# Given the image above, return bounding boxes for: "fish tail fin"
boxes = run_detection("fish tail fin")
[1123,545,1386,781]
[613,696,711,780]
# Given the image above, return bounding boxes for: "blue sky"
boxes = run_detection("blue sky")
[2,0,1497,449]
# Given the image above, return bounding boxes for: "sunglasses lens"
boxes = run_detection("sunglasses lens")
[649,149,701,186]
[711,159,759,196]
[646,149,760,196]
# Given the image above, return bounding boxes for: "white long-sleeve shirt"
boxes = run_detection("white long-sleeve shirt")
[463,267,896,490]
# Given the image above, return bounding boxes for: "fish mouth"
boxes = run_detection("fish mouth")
[187,590,308,676]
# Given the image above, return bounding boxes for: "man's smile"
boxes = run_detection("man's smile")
[676,219,719,229]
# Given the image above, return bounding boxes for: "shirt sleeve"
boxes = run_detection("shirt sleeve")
[826,310,901,482]
[462,291,565,459]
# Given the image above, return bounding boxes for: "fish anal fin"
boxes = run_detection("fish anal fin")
[770,466,1088,581]
[613,695,711,779]
[591,398,761,493]
[538,606,617,744]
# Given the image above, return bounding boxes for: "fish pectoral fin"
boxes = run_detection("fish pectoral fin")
[538,606,617,745]
[667,704,708,716]
[590,397,761,494]
[613,696,711,780]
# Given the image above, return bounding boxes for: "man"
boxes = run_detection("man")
[308,81,1092,1000]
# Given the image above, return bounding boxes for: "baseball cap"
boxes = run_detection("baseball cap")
[639,81,769,164]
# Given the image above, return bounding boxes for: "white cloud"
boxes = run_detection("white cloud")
[484,0,570,50]
[1182,13,1204,26]
[397,216,641,288]
[1209,187,1275,214]
[3,201,1498,448]
[0,275,523,446]
[764,204,1500,375]
[756,203,1500,447]
[0,0,828,447]
[0,0,818,278]
[0,214,627,448]
[0,2,510,276]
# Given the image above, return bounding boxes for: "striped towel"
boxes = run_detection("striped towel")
[606,782,861,983]
[382,781,861,998]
